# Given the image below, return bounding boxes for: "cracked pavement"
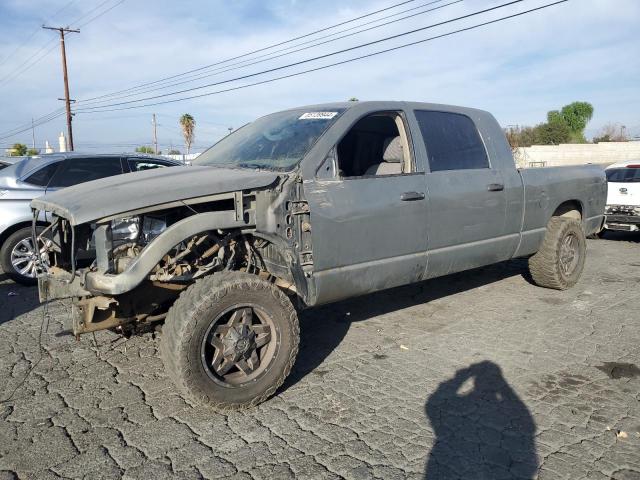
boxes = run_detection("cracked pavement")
[0,232,639,479]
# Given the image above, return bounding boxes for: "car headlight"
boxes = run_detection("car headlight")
[111,216,140,242]
[141,215,167,243]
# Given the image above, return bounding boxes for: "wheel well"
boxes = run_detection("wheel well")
[0,221,47,247]
[552,201,582,220]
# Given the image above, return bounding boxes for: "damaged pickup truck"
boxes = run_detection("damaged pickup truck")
[31,101,607,409]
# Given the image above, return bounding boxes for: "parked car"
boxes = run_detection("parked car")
[0,156,25,170]
[33,101,606,410]
[0,153,181,285]
[602,161,640,233]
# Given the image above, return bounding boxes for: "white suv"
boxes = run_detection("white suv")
[603,161,640,232]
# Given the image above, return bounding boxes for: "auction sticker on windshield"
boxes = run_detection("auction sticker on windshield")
[299,112,339,120]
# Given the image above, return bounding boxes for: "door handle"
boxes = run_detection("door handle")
[487,183,504,192]
[401,191,425,201]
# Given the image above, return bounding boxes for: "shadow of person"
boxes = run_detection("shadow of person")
[425,361,537,480]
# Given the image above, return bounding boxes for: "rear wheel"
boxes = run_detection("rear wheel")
[160,272,299,410]
[528,217,586,290]
[0,226,51,286]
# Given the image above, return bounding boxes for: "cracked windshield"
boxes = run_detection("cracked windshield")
[193,109,344,171]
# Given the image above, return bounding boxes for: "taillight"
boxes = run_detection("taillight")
[626,164,640,168]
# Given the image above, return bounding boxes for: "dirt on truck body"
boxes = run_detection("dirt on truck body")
[31,101,607,409]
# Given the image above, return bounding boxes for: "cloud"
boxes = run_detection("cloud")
[0,0,639,150]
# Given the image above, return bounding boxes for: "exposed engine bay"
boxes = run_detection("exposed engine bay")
[33,179,312,338]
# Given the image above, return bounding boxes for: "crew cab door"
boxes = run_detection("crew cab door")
[304,111,428,305]
[411,110,514,278]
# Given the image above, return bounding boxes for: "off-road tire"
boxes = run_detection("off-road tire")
[528,217,586,290]
[0,226,44,286]
[160,272,299,410]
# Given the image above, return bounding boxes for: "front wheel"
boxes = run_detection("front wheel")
[528,217,586,290]
[0,226,51,286]
[160,272,299,410]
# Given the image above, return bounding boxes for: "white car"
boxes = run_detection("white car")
[603,161,640,232]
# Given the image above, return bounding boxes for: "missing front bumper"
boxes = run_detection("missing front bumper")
[38,268,91,302]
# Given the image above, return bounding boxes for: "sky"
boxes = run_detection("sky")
[0,0,638,153]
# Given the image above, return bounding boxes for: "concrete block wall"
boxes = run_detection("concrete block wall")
[514,142,640,168]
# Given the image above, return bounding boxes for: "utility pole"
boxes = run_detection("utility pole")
[43,25,79,151]
[31,118,36,149]
[152,114,158,154]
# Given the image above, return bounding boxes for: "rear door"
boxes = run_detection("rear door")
[412,110,510,278]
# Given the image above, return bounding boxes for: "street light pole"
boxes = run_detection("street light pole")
[43,26,79,151]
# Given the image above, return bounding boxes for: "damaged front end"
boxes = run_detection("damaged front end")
[33,177,312,337]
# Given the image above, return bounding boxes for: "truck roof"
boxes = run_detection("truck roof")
[280,100,489,117]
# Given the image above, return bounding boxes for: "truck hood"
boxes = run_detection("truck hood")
[31,165,280,225]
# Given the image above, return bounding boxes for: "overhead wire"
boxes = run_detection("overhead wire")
[75,0,569,114]
[75,0,535,112]
[78,0,422,103]
[75,0,463,107]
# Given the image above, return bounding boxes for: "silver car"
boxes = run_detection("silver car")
[0,153,181,285]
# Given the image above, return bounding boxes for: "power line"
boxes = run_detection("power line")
[0,0,126,88]
[77,0,423,103]
[76,0,462,107]
[76,0,127,29]
[76,0,569,114]
[0,0,423,139]
[0,0,127,140]
[76,0,531,112]
[0,111,66,142]
[0,0,77,68]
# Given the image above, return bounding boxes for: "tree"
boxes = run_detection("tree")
[168,149,181,155]
[179,114,196,154]
[135,146,155,154]
[546,101,594,143]
[532,121,571,145]
[9,143,27,156]
[593,123,628,143]
[26,148,40,156]
[348,97,359,102]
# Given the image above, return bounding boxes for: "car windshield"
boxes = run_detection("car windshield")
[606,167,640,183]
[193,109,345,171]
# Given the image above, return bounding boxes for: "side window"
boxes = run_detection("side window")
[129,159,171,172]
[24,162,60,187]
[336,112,411,178]
[415,110,488,172]
[49,157,123,188]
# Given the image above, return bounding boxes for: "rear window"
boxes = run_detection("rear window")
[24,162,60,186]
[606,168,640,183]
[414,110,489,172]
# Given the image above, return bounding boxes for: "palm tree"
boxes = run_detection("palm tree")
[179,114,196,154]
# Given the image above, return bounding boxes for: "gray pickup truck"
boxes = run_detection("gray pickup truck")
[32,101,606,410]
